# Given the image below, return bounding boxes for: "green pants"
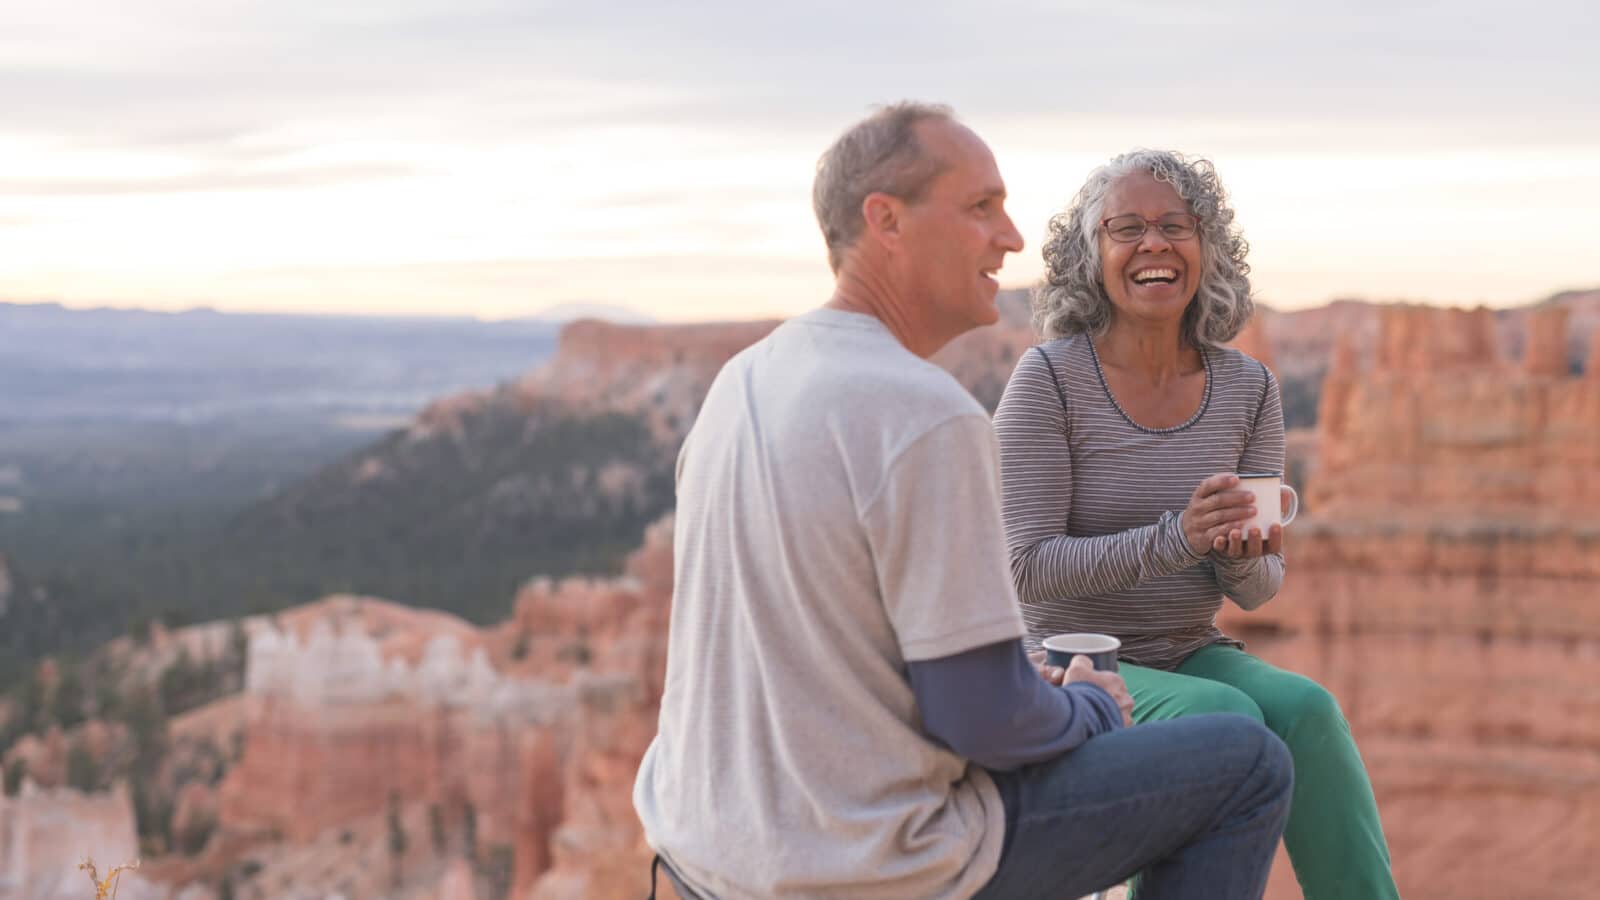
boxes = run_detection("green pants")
[1122,644,1400,900]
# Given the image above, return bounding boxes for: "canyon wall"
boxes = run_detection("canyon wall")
[0,782,153,900]
[1219,304,1600,899]
[202,518,680,900]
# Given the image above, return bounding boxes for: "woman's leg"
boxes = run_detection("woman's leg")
[1177,644,1399,900]
[1120,662,1266,725]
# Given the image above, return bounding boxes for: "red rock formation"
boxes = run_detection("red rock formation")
[513,319,781,443]
[208,520,679,900]
[4,727,66,790]
[1255,299,1382,382]
[0,781,151,899]
[930,289,1035,410]
[1312,332,1359,449]
[1376,304,1501,373]
[171,781,219,853]
[1219,303,1600,899]
[413,390,494,440]
[1228,314,1277,372]
[75,720,120,770]
[527,521,676,899]
[438,858,478,900]
[1523,306,1572,377]
[406,290,1040,463]
[1309,305,1600,519]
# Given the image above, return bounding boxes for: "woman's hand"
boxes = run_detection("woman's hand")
[1213,487,1291,558]
[1213,522,1285,559]
[1179,473,1256,556]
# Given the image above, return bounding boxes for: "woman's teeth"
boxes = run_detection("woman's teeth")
[1132,268,1178,285]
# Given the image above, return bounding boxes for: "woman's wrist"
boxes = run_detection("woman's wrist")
[1166,510,1208,563]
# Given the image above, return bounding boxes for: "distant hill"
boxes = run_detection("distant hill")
[525,302,656,324]
[223,318,780,622]
[0,302,564,665]
[0,302,561,424]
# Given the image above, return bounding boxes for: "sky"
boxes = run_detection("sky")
[2,0,1597,322]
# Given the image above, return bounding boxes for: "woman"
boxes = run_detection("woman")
[993,149,1398,900]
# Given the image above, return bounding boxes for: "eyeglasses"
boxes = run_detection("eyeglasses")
[1100,212,1199,243]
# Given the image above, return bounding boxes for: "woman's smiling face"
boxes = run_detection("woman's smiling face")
[1097,171,1203,328]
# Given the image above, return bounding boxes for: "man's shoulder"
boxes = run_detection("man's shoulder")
[772,311,986,415]
[874,350,985,407]
[848,353,989,448]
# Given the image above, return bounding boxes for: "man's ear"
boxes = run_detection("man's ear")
[860,192,903,248]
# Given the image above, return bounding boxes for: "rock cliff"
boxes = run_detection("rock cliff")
[1219,302,1600,899]
[1309,304,1600,521]
[0,782,153,900]
[205,518,679,900]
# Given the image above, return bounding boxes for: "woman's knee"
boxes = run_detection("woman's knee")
[1180,681,1265,724]
[1263,677,1349,739]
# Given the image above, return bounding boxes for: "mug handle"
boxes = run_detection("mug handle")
[1280,484,1299,526]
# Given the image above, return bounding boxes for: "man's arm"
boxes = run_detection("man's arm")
[908,638,1124,771]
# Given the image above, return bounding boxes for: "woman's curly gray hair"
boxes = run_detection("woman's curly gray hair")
[1034,149,1253,347]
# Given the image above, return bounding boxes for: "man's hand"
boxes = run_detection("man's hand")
[1030,650,1133,727]
[1062,655,1134,727]
[1028,648,1064,685]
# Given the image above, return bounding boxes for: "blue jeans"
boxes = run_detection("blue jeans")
[976,713,1292,900]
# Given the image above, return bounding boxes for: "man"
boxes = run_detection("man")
[634,102,1292,899]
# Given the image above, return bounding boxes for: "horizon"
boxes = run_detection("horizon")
[7,282,1600,326]
[2,1,1595,322]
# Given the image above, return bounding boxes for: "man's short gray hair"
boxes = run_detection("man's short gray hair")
[1034,149,1254,348]
[812,102,954,273]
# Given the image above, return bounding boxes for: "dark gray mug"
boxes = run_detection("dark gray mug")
[1043,632,1120,672]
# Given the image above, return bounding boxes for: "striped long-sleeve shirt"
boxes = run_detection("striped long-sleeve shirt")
[993,335,1285,671]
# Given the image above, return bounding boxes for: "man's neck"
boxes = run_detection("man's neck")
[825,270,949,359]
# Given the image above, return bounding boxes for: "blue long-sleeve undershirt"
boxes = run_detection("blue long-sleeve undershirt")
[908,639,1124,771]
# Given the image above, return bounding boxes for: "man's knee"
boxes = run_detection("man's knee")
[1186,713,1294,797]
[1246,717,1295,802]
[1177,711,1299,800]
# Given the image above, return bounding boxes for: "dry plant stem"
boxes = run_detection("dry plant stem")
[79,856,140,900]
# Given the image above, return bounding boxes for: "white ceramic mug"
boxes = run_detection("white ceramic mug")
[1237,472,1298,536]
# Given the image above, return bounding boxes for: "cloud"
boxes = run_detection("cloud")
[2,0,1596,319]
[1,0,1594,155]
[0,162,417,196]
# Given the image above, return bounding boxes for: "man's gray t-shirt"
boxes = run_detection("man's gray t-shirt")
[633,308,1026,899]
